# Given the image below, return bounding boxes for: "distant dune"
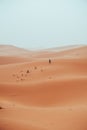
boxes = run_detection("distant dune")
[0,45,31,56]
[0,45,87,130]
[0,45,35,64]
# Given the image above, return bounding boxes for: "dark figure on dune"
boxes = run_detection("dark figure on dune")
[49,59,51,64]
[0,106,3,109]
[27,70,29,73]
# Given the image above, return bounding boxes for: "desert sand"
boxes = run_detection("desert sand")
[0,45,87,130]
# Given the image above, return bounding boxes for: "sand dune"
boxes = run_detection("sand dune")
[0,45,32,56]
[0,56,30,65]
[0,45,87,130]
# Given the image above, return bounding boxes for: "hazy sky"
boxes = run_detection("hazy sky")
[0,0,87,49]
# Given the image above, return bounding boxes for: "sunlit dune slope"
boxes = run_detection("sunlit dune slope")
[0,56,30,65]
[0,45,87,130]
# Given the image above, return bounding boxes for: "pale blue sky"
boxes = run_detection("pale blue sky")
[0,0,87,49]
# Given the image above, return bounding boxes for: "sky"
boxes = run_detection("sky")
[0,0,87,49]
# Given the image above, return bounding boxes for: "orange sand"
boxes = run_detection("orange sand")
[0,45,87,130]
